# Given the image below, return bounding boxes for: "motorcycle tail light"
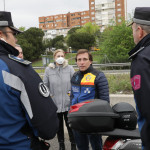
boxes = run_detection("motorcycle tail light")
[103,137,124,150]
[69,100,93,113]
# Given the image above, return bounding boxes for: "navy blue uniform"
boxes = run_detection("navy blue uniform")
[0,40,59,150]
[129,33,150,150]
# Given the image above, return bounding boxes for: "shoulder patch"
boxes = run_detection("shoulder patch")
[38,82,50,97]
[8,54,32,65]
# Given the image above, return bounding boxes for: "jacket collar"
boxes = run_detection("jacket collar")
[0,40,19,56]
[128,33,150,59]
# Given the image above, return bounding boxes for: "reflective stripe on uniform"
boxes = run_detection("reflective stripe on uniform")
[2,70,33,118]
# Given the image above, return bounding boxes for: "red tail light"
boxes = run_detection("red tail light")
[103,137,124,150]
[69,100,93,113]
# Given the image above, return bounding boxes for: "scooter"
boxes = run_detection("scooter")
[101,128,141,150]
[68,99,142,150]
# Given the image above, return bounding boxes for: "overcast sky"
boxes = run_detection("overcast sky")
[0,0,150,29]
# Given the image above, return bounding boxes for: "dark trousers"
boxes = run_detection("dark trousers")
[57,111,75,143]
[72,129,102,150]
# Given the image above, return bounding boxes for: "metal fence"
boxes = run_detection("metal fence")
[33,62,131,77]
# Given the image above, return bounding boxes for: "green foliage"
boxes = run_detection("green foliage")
[100,21,135,62]
[19,27,26,31]
[17,27,44,61]
[66,23,100,51]
[43,35,67,51]
[106,74,132,94]
[77,22,99,35]
[67,32,95,50]
[67,27,81,35]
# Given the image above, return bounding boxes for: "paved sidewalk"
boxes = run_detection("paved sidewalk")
[48,94,134,150]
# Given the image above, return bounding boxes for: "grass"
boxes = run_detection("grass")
[106,74,132,94]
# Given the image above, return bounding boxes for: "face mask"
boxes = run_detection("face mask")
[55,57,65,65]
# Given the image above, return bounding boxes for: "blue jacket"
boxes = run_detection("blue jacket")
[70,65,109,105]
[129,33,150,150]
[0,40,59,150]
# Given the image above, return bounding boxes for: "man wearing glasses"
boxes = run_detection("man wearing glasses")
[0,11,59,150]
[70,49,110,150]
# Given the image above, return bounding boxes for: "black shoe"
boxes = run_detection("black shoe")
[59,142,65,150]
[71,143,76,150]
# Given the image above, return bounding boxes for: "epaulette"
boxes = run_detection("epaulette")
[8,54,32,65]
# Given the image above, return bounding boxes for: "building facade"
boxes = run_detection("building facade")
[39,0,126,39]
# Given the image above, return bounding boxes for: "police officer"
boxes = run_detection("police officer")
[0,11,59,150]
[129,7,150,150]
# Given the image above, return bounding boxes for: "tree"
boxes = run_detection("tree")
[67,32,95,50]
[43,35,67,51]
[99,21,135,62]
[67,27,81,35]
[77,22,99,35]
[66,23,100,51]
[16,27,44,61]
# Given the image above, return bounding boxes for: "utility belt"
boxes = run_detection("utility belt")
[21,123,50,150]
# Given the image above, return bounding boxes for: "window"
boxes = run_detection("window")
[117,3,121,6]
[117,8,121,11]
[84,16,90,19]
[91,12,95,15]
[102,4,105,7]
[91,1,94,4]
[91,7,94,10]
[92,17,95,21]
[118,14,121,17]
[118,19,121,22]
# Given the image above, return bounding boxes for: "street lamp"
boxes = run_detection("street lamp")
[4,0,5,11]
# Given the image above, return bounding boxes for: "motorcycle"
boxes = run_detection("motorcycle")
[68,99,142,150]
[101,128,141,150]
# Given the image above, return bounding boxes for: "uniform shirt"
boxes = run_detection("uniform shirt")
[129,33,150,150]
[0,40,59,150]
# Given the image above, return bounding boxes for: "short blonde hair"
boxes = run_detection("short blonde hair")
[53,49,65,58]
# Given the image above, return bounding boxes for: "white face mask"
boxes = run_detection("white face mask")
[55,57,65,65]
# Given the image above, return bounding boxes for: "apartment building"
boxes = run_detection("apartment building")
[39,10,91,39]
[91,0,126,31]
[39,0,126,39]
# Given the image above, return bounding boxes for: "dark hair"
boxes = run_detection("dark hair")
[75,49,93,62]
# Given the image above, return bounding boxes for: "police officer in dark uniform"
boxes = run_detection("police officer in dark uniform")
[128,7,150,150]
[0,11,59,150]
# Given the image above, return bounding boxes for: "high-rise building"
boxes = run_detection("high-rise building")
[39,0,126,39]
[91,0,126,31]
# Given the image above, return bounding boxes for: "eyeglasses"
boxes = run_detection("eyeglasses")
[3,31,18,36]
